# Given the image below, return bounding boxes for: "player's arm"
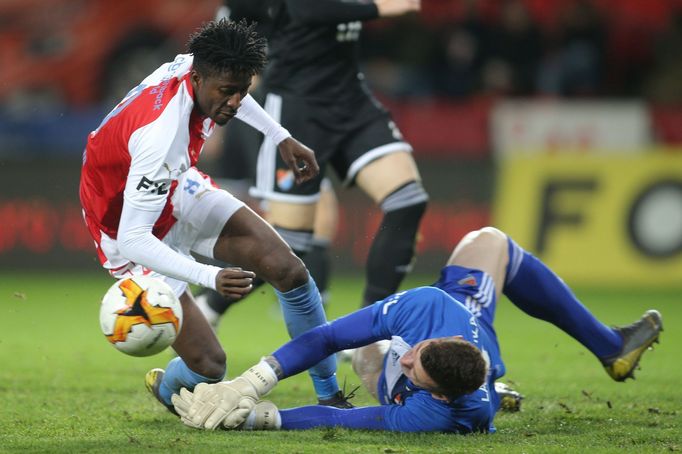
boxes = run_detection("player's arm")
[117,203,221,289]
[117,205,254,298]
[235,94,318,183]
[277,393,459,432]
[174,306,387,429]
[272,305,383,376]
[226,392,460,432]
[286,0,419,24]
[118,124,250,295]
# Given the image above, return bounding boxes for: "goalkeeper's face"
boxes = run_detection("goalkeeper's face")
[400,336,487,402]
[399,339,445,398]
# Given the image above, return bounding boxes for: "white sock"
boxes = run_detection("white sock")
[195,293,221,328]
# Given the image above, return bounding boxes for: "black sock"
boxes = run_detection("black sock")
[362,200,427,307]
[302,240,332,305]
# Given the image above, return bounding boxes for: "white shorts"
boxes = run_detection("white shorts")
[98,167,245,296]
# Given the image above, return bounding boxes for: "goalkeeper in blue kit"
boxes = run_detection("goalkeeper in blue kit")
[172,227,663,433]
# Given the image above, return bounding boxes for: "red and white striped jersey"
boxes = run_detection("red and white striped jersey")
[80,54,213,246]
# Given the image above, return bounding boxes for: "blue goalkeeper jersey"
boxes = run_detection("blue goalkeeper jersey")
[275,265,506,433]
[370,284,504,433]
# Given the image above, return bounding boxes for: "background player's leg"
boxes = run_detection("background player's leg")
[214,205,339,400]
[356,152,428,306]
[195,277,266,326]
[304,180,338,305]
[266,191,337,305]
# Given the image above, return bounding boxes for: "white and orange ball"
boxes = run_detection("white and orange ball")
[100,276,183,357]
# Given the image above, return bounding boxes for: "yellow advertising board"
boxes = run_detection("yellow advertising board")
[494,151,682,286]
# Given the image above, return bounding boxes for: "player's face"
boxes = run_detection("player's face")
[400,338,447,399]
[191,69,251,126]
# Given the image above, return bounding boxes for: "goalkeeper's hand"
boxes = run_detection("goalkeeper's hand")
[172,380,256,429]
[172,360,278,430]
[171,387,201,428]
[238,400,281,431]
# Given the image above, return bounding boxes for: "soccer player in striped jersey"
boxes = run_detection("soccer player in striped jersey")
[79,20,342,414]
[172,227,662,433]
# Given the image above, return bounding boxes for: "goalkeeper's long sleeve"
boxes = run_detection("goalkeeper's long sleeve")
[279,391,470,433]
[280,405,390,430]
[272,305,383,378]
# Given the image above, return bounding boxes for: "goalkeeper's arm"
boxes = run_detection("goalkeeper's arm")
[174,306,383,429]
[221,303,383,397]
[272,304,383,378]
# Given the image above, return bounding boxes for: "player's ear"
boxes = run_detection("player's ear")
[190,68,202,87]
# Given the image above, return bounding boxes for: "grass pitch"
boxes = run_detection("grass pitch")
[0,272,680,453]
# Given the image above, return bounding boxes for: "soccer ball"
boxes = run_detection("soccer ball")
[100,276,183,357]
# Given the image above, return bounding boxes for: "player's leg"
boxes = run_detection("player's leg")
[444,227,510,302]
[147,287,227,411]
[501,230,661,380]
[263,190,334,302]
[449,226,621,355]
[453,227,662,380]
[249,89,332,286]
[448,226,624,358]
[339,98,428,307]
[212,204,339,400]
[302,179,338,305]
[142,169,249,410]
[354,151,428,306]
[265,200,317,252]
[351,340,390,402]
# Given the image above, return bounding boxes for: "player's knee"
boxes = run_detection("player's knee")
[352,341,389,376]
[279,256,309,291]
[379,180,428,217]
[477,227,508,250]
[461,227,507,251]
[261,250,309,292]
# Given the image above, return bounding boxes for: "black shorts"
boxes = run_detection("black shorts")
[243,89,412,203]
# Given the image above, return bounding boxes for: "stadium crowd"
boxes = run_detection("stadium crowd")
[360,0,682,102]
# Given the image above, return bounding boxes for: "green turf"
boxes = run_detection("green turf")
[0,272,680,453]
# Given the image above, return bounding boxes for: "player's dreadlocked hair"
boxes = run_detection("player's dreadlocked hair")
[187,19,267,78]
[420,338,488,399]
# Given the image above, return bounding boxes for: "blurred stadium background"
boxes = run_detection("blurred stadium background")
[1,0,681,290]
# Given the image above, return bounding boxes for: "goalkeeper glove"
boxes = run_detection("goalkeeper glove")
[240,400,281,430]
[172,359,279,430]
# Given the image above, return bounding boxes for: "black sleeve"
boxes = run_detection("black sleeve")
[286,0,379,24]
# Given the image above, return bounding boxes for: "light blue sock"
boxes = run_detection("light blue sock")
[275,276,339,399]
[158,357,224,406]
